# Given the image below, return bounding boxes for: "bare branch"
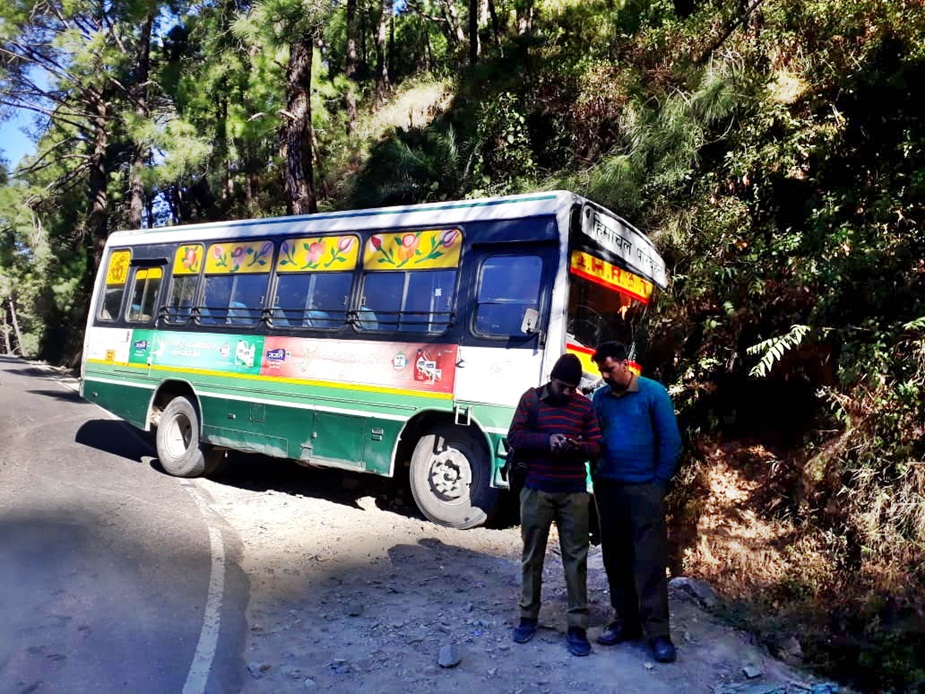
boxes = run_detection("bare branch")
[18,136,86,175]
[695,0,766,65]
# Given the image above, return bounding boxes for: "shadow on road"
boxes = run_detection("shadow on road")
[204,452,421,518]
[208,452,521,530]
[27,388,84,403]
[74,417,519,529]
[2,362,64,379]
[75,419,155,463]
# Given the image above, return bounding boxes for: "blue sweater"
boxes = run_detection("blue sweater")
[591,375,682,484]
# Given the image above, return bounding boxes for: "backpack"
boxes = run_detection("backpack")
[501,387,540,496]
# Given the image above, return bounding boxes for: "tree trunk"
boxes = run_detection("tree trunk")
[419,14,432,71]
[8,298,23,356]
[1,309,11,355]
[487,0,501,49]
[375,0,391,103]
[360,2,368,75]
[468,0,480,65]
[388,10,395,82]
[284,34,317,216]
[218,92,233,201]
[444,0,466,45]
[517,0,534,35]
[346,0,358,134]
[88,93,111,272]
[128,11,154,229]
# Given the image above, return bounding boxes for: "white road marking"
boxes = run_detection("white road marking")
[182,484,226,694]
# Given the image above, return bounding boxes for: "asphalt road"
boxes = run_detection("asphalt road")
[0,356,248,693]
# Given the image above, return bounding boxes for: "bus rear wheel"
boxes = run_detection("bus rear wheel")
[156,396,226,478]
[409,424,499,530]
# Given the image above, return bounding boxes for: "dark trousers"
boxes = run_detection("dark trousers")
[519,487,590,629]
[594,480,670,639]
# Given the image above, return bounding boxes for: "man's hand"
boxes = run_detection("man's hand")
[549,433,568,451]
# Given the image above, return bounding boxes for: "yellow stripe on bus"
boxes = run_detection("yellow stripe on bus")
[85,359,453,400]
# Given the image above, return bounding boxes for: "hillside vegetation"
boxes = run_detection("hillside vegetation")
[2,0,924,688]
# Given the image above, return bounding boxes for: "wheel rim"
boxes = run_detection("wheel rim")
[164,412,193,459]
[427,446,472,504]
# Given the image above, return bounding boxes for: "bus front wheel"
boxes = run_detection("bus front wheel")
[156,396,226,478]
[409,424,499,529]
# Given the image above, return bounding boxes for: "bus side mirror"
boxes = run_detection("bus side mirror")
[521,308,539,334]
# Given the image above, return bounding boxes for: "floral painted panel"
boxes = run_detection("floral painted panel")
[173,244,203,275]
[363,229,463,270]
[275,235,360,273]
[205,240,274,274]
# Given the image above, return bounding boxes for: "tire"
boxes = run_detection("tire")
[156,396,223,478]
[409,424,499,529]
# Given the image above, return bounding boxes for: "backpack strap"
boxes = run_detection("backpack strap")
[525,387,541,431]
[501,387,542,486]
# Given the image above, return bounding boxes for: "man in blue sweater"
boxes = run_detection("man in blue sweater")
[591,341,682,664]
[507,353,602,656]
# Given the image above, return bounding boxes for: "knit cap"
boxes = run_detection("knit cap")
[550,353,583,386]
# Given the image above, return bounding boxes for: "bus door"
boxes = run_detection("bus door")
[455,241,558,408]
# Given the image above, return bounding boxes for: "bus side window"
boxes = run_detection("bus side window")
[99,287,125,321]
[199,274,268,325]
[165,275,199,324]
[200,241,272,326]
[98,249,131,322]
[273,272,351,329]
[165,244,203,324]
[359,269,456,333]
[473,255,543,337]
[200,275,232,325]
[127,267,164,324]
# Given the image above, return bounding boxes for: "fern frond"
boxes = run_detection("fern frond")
[746,324,810,377]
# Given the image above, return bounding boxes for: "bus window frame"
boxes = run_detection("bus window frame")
[163,243,205,327]
[352,228,462,336]
[269,269,354,332]
[470,252,548,340]
[354,267,458,335]
[196,240,274,329]
[97,248,132,323]
[126,262,167,325]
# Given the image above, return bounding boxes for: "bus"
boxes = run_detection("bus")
[80,191,667,529]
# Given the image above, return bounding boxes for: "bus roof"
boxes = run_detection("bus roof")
[105,190,666,288]
[107,191,577,244]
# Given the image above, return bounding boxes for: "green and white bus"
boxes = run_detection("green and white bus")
[80,191,666,528]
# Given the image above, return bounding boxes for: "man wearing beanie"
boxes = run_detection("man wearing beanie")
[507,353,602,657]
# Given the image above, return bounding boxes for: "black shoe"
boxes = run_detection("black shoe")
[650,635,677,663]
[566,627,591,657]
[512,618,538,644]
[596,621,641,646]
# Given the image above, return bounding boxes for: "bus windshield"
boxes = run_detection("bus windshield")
[567,275,645,349]
[565,249,654,383]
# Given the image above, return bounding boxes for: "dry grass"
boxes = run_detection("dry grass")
[322,76,455,203]
[671,434,925,689]
[353,77,455,143]
[678,444,833,601]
